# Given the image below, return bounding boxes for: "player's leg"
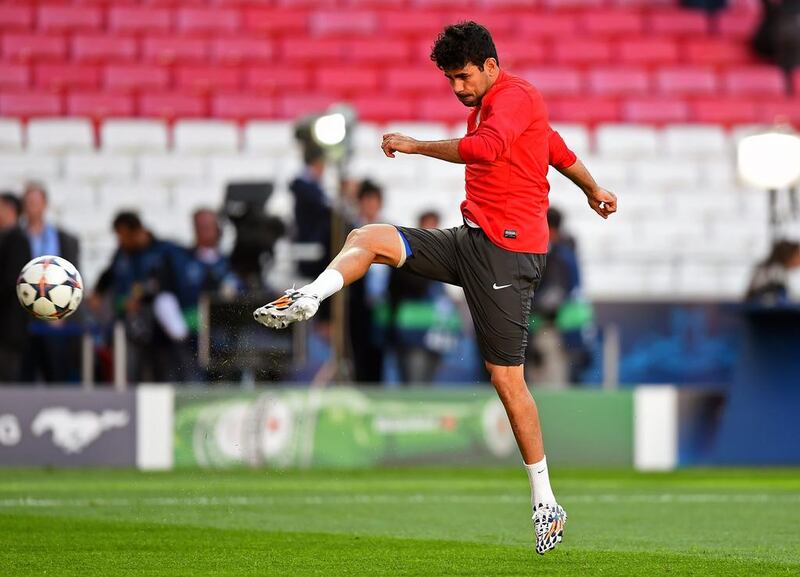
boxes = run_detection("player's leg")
[254,224,405,328]
[485,361,565,555]
[453,227,565,554]
[485,362,544,464]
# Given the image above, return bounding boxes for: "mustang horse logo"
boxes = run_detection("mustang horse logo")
[31,408,130,454]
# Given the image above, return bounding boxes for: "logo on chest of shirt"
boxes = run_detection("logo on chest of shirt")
[504,230,517,239]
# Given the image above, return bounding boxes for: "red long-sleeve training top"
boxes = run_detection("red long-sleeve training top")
[457,70,577,253]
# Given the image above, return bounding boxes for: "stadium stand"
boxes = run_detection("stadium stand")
[0,0,792,301]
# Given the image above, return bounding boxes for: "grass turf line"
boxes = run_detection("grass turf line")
[0,468,798,577]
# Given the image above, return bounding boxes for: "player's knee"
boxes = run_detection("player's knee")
[490,371,527,402]
[345,226,368,247]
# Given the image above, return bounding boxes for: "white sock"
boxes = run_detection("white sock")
[525,456,556,509]
[298,269,344,301]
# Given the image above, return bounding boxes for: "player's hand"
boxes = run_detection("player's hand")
[587,187,617,219]
[381,133,418,158]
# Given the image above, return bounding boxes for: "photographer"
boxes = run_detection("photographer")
[91,212,189,383]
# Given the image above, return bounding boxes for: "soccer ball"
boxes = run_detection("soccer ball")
[16,256,83,321]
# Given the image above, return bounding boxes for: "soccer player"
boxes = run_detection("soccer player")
[255,21,617,555]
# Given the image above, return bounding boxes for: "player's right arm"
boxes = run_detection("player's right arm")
[549,130,617,220]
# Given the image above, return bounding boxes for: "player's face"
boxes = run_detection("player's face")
[444,59,497,107]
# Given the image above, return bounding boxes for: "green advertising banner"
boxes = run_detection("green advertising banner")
[175,388,633,469]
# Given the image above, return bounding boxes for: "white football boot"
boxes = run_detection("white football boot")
[253,289,320,329]
[533,502,567,555]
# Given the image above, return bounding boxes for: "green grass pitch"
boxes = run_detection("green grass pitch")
[1,468,798,576]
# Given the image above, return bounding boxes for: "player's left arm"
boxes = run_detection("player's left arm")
[549,129,617,220]
[381,134,464,164]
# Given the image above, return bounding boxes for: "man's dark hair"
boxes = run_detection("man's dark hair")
[430,21,499,71]
[358,179,383,202]
[0,192,21,217]
[418,210,440,225]
[766,239,800,266]
[547,207,563,231]
[113,211,143,231]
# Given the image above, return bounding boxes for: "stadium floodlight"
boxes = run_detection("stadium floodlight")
[312,112,347,146]
[295,103,356,166]
[737,130,800,190]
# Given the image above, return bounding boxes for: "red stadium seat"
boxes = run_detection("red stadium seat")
[656,67,718,96]
[520,68,584,96]
[379,11,452,37]
[176,8,240,34]
[541,0,604,8]
[3,34,66,62]
[346,39,412,64]
[108,7,171,33]
[553,40,613,65]
[588,68,650,97]
[104,65,170,92]
[244,67,310,94]
[210,38,274,64]
[277,0,338,7]
[316,68,378,94]
[0,63,30,89]
[623,99,690,124]
[692,99,759,125]
[418,96,468,123]
[67,92,135,119]
[493,40,546,67]
[352,96,414,122]
[684,39,756,66]
[310,11,378,36]
[281,39,348,63]
[37,4,102,31]
[759,98,800,125]
[617,39,680,65]
[175,66,241,94]
[0,5,33,31]
[279,94,339,118]
[578,11,644,36]
[517,14,578,37]
[139,93,207,119]
[243,9,308,35]
[474,0,542,7]
[34,64,101,91]
[646,9,708,35]
[413,0,478,8]
[448,12,515,37]
[386,67,442,94]
[72,35,138,63]
[211,94,276,120]
[716,9,760,39]
[723,67,786,97]
[0,92,62,117]
[142,37,208,65]
[547,98,620,124]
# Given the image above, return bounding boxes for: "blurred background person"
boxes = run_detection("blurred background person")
[745,239,800,305]
[387,210,459,384]
[348,179,389,383]
[528,207,594,388]
[290,144,332,281]
[0,192,31,383]
[20,181,81,383]
[752,0,800,93]
[175,208,243,381]
[92,212,188,383]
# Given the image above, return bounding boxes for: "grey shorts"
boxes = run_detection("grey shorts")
[396,225,546,366]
